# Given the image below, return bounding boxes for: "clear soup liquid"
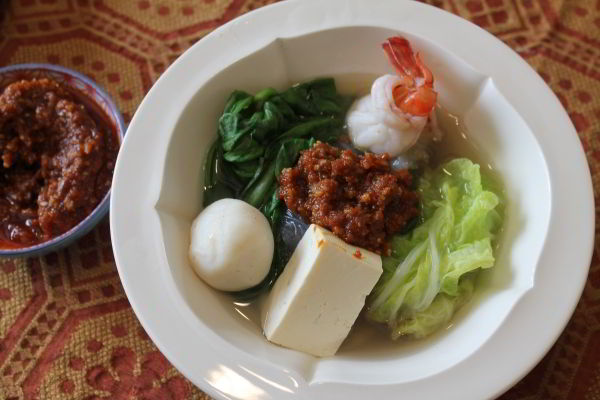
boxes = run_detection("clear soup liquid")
[230,74,504,352]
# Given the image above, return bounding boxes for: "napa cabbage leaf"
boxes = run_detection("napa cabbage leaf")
[368,158,503,339]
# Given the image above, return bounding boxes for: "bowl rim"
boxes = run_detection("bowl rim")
[110,0,595,399]
[0,63,126,257]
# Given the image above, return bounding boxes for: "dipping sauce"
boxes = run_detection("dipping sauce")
[278,141,419,254]
[0,78,119,248]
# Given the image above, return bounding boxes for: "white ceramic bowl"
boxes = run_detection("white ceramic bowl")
[110,1,594,399]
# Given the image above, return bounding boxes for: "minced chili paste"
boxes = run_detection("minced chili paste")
[278,141,419,254]
[0,78,119,248]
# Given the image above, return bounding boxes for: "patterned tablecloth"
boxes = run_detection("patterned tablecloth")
[0,0,598,399]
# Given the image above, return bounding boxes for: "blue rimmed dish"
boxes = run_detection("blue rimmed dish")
[0,63,126,257]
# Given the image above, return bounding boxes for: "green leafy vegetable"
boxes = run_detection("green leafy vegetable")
[216,78,349,172]
[204,78,351,209]
[368,158,503,339]
[241,137,316,208]
[202,139,240,205]
[203,78,352,297]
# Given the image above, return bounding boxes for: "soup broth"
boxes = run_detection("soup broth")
[228,74,503,352]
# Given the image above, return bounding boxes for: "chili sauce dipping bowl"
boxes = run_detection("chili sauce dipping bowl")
[0,63,126,258]
[110,1,593,399]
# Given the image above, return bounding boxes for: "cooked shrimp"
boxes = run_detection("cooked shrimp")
[346,36,438,157]
[382,36,437,116]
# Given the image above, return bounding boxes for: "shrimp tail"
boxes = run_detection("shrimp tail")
[382,37,421,80]
[382,36,437,117]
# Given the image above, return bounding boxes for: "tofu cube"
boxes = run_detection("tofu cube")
[262,224,382,357]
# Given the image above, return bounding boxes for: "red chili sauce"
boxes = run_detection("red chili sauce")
[278,141,419,254]
[0,78,119,249]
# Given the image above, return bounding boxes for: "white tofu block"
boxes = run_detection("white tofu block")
[262,224,382,357]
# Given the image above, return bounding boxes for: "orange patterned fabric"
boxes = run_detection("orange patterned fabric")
[0,0,598,399]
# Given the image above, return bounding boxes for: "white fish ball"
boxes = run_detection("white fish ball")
[189,198,274,291]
